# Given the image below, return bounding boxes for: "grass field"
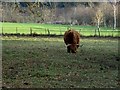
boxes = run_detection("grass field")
[2,36,119,88]
[1,22,119,37]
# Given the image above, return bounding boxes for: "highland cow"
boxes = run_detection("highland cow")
[64,29,80,53]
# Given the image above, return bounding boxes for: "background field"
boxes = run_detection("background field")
[1,22,119,37]
[2,36,119,88]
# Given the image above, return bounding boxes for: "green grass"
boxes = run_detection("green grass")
[2,36,119,88]
[1,22,119,37]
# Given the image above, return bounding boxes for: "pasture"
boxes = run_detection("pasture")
[2,36,119,88]
[1,22,119,37]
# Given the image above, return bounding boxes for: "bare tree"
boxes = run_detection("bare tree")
[118,1,120,27]
[94,9,103,36]
[108,0,117,30]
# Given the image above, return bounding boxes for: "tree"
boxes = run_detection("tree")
[118,1,120,28]
[108,0,117,30]
[94,9,103,36]
[0,1,2,22]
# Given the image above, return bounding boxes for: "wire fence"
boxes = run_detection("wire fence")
[1,27,119,37]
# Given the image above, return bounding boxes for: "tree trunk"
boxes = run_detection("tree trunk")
[103,17,106,27]
[113,5,116,30]
[97,20,100,36]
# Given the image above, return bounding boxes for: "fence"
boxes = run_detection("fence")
[1,27,119,37]
[1,27,63,35]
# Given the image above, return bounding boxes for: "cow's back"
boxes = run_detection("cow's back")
[64,30,80,45]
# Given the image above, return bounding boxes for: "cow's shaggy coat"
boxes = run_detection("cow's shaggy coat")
[64,29,80,53]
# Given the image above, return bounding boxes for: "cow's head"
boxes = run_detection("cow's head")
[67,44,79,53]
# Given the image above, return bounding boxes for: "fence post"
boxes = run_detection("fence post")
[94,29,97,36]
[2,27,3,34]
[30,27,32,35]
[112,30,114,37]
[98,28,100,37]
[45,28,47,35]
[47,29,50,35]
[79,29,81,34]
[16,27,18,34]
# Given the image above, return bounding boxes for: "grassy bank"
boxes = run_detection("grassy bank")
[1,22,119,37]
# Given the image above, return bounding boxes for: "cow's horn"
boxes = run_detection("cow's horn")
[66,44,71,47]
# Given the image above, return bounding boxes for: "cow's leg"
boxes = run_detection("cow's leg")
[67,46,70,53]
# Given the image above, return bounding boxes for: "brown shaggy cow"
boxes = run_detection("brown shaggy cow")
[64,29,80,53]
